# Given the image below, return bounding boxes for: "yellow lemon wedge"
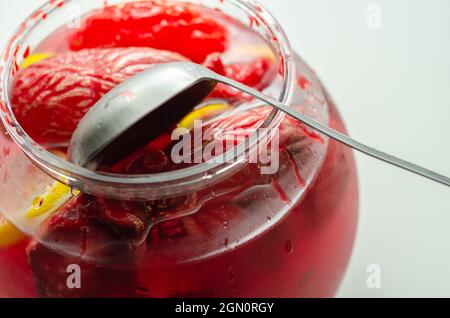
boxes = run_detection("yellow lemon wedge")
[228,45,276,62]
[0,216,26,248]
[26,150,77,219]
[0,149,76,248]
[25,181,76,219]
[21,52,54,69]
[179,103,231,129]
[0,182,75,247]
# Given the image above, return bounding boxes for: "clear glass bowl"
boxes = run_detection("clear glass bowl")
[0,0,358,297]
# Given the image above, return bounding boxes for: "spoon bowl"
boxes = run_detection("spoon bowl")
[68,62,217,169]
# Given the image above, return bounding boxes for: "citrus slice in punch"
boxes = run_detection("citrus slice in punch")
[179,103,232,129]
[0,150,76,247]
[0,215,26,248]
[21,52,54,69]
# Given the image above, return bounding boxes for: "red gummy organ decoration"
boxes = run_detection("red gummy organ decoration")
[12,2,276,145]
[69,0,228,63]
[12,47,186,145]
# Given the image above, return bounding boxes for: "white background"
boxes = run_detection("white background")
[0,0,449,297]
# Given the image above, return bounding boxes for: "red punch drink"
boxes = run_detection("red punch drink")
[0,0,358,297]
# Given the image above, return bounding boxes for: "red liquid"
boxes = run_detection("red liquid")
[136,106,359,298]
[0,1,358,297]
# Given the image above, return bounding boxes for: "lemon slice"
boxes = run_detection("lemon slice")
[228,45,276,62]
[179,103,231,129]
[27,149,76,219]
[0,150,76,247]
[0,182,75,247]
[0,216,26,248]
[25,182,76,219]
[21,52,54,69]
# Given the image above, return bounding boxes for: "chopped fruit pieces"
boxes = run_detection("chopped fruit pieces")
[69,1,228,63]
[113,148,170,175]
[26,194,145,297]
[12,47,186,145]
[27,240,141,298]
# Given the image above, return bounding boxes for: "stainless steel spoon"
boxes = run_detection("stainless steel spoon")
[69,62,450,187]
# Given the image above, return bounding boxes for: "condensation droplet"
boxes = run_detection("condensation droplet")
[284,240,294,254]
[2,172,9,184]
[32,196,44,209]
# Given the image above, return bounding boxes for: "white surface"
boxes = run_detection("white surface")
[0,0,449,297]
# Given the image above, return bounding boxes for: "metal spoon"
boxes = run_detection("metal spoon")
[69,62,450,187]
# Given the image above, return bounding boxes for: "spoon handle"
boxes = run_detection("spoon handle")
[214,74,450,187]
